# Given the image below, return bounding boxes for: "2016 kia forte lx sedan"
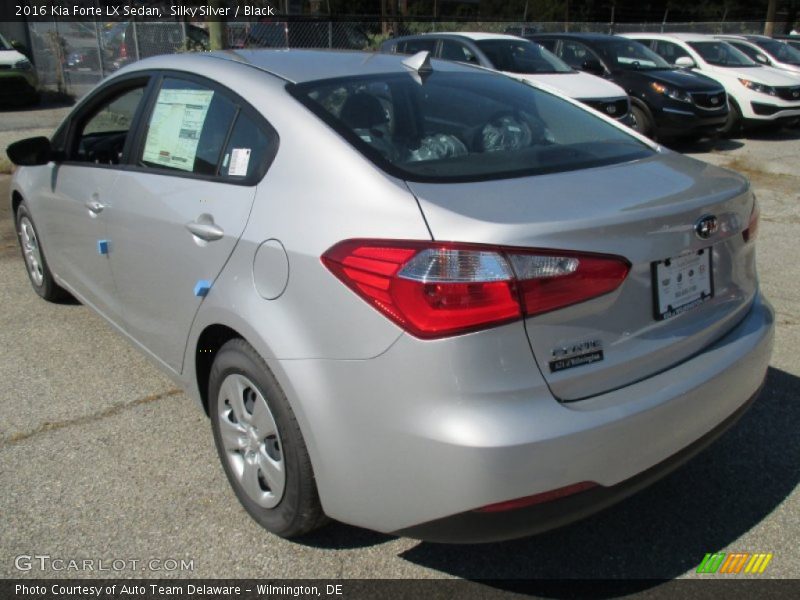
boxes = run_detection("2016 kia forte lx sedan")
[8,49,773,543]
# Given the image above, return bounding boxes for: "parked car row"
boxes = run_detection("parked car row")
[381,31,800,140]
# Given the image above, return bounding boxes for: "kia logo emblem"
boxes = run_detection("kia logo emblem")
[710,97,719,104]
[695,215,719,239]
[794,91,799,98]
[606,105,617,114]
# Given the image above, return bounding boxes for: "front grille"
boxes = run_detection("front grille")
[581,97,629,119]
[775,86,800,102]
[0,64,12,70]
[691,90,727,110]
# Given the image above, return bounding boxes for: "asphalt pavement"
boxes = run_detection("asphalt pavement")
[0,109,798,585]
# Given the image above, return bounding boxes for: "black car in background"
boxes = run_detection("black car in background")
[773,35,800,52]
[528,33,729,140]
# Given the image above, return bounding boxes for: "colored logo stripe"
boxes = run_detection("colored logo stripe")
[697,552,773,574]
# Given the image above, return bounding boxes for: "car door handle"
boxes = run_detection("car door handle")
[85,200,106,214]
[185,220,225,242]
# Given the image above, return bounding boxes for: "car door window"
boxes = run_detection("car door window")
[73,84,146,165]
[535,38,557,52]
[398,39,436,55]
[140,77,237,175]
[729,41,762,62]
[439,40,478,64]
[558,40,596,68]
[652,40,691,65]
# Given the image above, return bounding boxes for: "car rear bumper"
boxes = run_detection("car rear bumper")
[395,381,762,543]
[278,293,773,538]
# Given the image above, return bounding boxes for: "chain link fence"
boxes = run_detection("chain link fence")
[24,19,769,99]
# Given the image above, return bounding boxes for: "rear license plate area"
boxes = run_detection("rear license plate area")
[652,248,713,321]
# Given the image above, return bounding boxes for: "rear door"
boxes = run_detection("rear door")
[105,73,278,371]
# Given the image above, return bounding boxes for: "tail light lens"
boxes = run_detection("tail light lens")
[322,240,630,339]
[742,199,760,243]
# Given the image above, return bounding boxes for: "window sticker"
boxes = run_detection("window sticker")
[142,88,214,171]
[228,148,251,177]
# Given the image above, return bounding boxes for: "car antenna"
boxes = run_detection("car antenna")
[402,51,433,84]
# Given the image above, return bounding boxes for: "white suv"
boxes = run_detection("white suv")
[715,35,800,76]
[622,32,800,132]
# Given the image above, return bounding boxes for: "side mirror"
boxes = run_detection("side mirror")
[674,56,696,68]
[754,53,769,64]
[581,58,605,75]
[6,137,57,166]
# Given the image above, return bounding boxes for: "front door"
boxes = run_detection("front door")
[41,80,150,324]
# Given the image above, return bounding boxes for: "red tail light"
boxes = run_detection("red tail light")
[322,240,630,339]
[743,199,759,243]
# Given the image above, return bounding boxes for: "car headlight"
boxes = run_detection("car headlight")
[650,81,691,103]
[13,58,33,71]
[738,78,777,96]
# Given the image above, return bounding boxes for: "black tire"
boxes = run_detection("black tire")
[209,338,327,538]
[719,99,742,137]
[15,202,69,302]
[630,105,654,139]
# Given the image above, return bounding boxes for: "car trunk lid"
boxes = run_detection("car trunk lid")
[406,151,757,401]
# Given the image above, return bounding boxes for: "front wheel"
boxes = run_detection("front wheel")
[629,105,654,139]
[719,99,743,137]
[15,202,69,302]
[209,339,327,538]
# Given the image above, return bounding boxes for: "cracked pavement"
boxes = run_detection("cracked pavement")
[1,112,798,583]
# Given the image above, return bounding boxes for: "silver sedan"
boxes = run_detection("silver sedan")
[7,49,773,542]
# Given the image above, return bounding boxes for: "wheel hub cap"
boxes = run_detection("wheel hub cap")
[217,373,285,508]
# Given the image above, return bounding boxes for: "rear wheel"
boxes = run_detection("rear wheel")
[629,105,654,139]
[15,202,69,302]
[209,339,327,538]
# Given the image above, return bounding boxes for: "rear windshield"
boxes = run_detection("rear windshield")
[475,39,572,74]
[289,71,652,183]
[689,41,758,66]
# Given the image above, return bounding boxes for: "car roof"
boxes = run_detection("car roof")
[126,48,478,84]
[530,32,620,42]
[425,31,525,41]
[623,32,727,42]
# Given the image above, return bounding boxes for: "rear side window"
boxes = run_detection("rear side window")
[220,112,278,180]
[141,77,237,175]
[290,71,652,183]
